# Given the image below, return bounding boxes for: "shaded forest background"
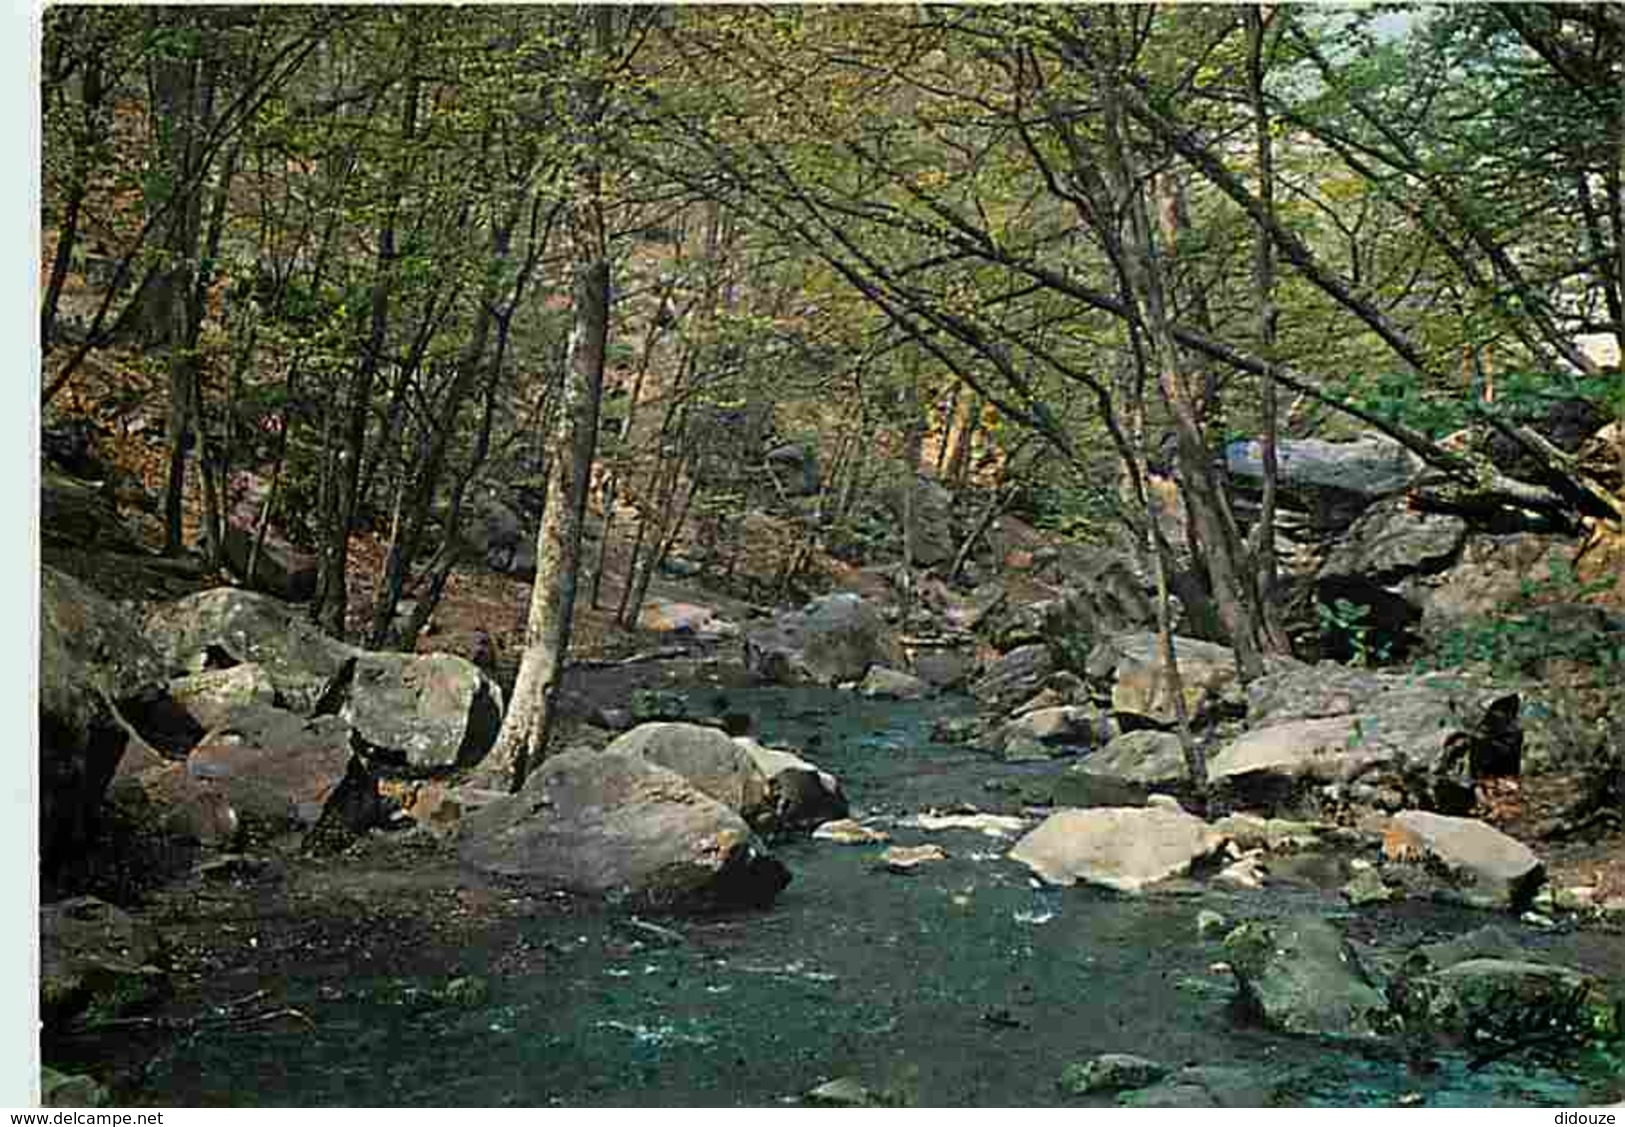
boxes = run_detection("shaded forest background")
[37,5,1625,781]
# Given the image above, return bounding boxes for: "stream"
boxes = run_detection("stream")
[81,688,1625,1106]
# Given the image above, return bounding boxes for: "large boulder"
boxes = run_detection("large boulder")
[342,652,504,775]
[1222,917,1387,1038]
[40,896,167,1031]
[1227,435,1424,501]
[1312,499,1469,662]
[1008,805,1224,893]
[606,723,773,829]
[1423,959,1618,1047]
[1058,1054,1170,1096]
[1068,730,1191,791]
[1209,716,1371,786]
[39,567,169,876]
[908,644,976,691]
[997,705,1106,749]
[463,494,532,576]
[1384,810,1545,910]
[1230,665,1523,810]
[145,588,360,714]
[1116,1065,1275,1109]
[735,737,849,832]
[186,707,374,836]
[457,747,790,909]
[1319,499,1468,587]
[743,593,889,686]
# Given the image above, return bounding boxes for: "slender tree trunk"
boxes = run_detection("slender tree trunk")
[591,275,672,609]
[496,6,614,792]
[153,26,218,557]
[1245,6,1291,654]
[898,353,923,622]
[42,49,105,353]
[314,70,419,636]
[946,392,980,488]
[1102,48,1267,682]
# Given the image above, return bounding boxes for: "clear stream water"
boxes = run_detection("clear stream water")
[121,689,1625,1106]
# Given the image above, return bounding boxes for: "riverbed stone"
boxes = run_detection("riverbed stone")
[1210,812,1327,853]
[735,737,848,831]
[457,747,790,910]
[908,645,975,691]
[1070,730,1191,790]
[1009,805,1224,893]
[1413,924,1527,972]
[881,843,949,871]
[858,664,933,700]
[806,1076,880,1106]
[997,706,1105,755]
[1209,716,1368,787]
[1117,1065,1274,1108]
[1425,959,1618,1045]
[1058,1053,1169,1095]
[906,811,1029,837]
[1386,811,1545,910]
[743,593,889,686]
[812,818,890,845]
[608,722,772,829]
[1341,865,1398,906]
[1222,917,1386,1037]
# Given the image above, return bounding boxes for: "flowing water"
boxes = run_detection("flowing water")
[101,689,1625,1106]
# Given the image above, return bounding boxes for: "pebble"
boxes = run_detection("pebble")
[812,818,891,845]
[880,843,949,872]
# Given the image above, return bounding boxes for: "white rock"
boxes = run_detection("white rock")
[1008,806,1225,894]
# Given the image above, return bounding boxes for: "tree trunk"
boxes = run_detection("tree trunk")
[314,70,419,636]
[42,46,106,354]
[494,6,614,792]
[1245,6,1291,654]
[1102,49,1269,682]
[898,352,923,623]
[148,12,214,556]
